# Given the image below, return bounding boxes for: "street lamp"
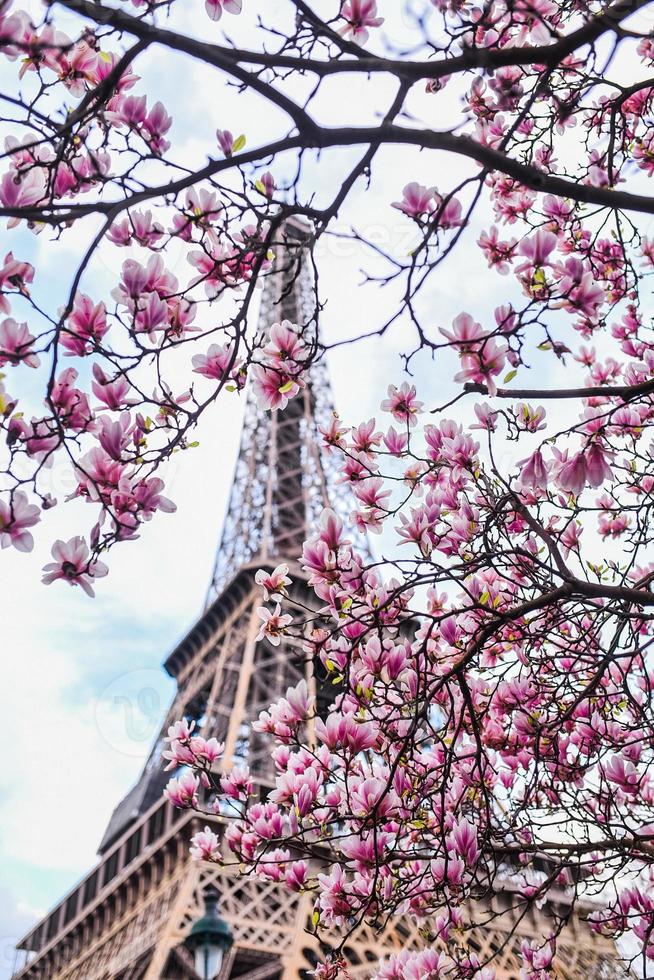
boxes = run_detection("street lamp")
[185,885,234,980]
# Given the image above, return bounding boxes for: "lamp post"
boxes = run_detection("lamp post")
[185,885,234,980]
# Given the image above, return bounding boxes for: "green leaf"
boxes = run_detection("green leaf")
[503,369,517,383]
[232,134,246,153]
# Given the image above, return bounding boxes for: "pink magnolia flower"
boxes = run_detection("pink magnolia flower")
[516,228,558,271]
[471,402,498,431]
[96,413,133,460]
[166,297,198,340]
[220,764,253,800]
[0,317,39,368]
[376,949,449,980]
[0,4,27,55]
[255,562,292,601]
[514,403,546,432]
[453,337,508,395]
[61,294,108,356]
[317,864,352,924]
[560,521,582,557]
[319,412,347,452]
[0,168,46,227]
[252,364,303,411]
[315,714,378,753]
[91,364,135,410]
[285,860,308,891]
[190,735,225,764]
[350,418,382,455]
[634,134,654,176]
[56,40,98,96]
[488,66,524,110]
[599,513,630,539]
[105,93,147,130]
[518,449,549,491]
[41,536,108,597]
[478,226,517,274]
[554,258,605,319]
[74,446,125,502]
[431,854,465,886]
[164,771,200,808]
[162,738,196,770]
[143,101,173,155]
[543,194,575,231]
[94,51,139,92]
[0,490,40,552]
[190,826,222,861]
[280,680,312,727]
[448,818,479,865]
[380,382,423,427]
[521,938,556,978]
[314,955,353,980]
[111,254,176,308]
[354,476,391,510]
[339,0,384,43]
[205,0,242,21]
[21,419,60,462]
[556,451,587,496]
[392,182,436,217]
[440,312,485,352]
[188,241,256,296]
[133,291,168,337]
[257,171,276,198]
[51,367,94,432]
[264,320,306,365]
[0,251,34,312]
[216,128,235,156]
[585,443,613,488]
[107,210,163,248]
[256,603,293,646]
[435,194,463,229]
[113,476,176,530]
[166,719,195,742]
[383,426,408,454]
[350,776,395,818]
[172,187,222,240]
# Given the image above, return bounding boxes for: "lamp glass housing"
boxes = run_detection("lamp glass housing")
[194,943,223,980]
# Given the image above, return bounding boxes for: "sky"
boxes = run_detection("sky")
[1,1,653,977]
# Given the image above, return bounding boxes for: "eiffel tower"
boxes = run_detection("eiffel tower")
[11,219,628,980]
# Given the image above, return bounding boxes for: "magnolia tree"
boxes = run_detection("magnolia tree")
[2,0,654,975]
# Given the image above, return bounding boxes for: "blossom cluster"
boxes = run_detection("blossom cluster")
[165,360,654,975]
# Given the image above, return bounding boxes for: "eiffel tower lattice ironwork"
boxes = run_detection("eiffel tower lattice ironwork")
[12,220,630,980]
